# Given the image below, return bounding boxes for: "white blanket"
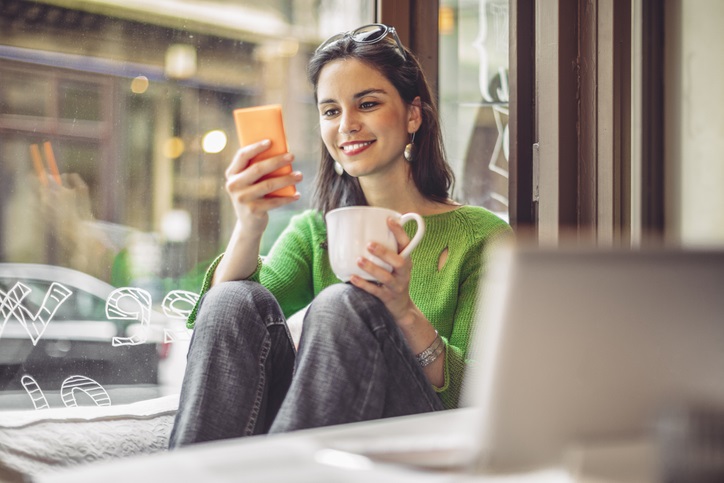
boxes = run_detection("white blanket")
[0,394,178,480]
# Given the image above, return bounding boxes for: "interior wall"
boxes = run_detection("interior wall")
[664,0,724,246]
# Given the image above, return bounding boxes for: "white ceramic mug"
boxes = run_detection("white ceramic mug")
[325,206,426,282]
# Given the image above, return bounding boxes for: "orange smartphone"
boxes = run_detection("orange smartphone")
[233,104,296,198]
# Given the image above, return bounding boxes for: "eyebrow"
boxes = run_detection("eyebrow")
[318,88,388,106]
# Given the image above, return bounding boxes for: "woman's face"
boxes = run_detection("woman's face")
[316,58,420,181]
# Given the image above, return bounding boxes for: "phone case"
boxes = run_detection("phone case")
[233,104,296,197]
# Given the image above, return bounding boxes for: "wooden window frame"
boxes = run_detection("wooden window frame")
[376,0,537,232]
[377,0,662,242]
[377,0,439,96]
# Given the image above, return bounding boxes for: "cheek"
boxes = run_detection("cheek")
[320,123,339,157]
[378,112,409,141]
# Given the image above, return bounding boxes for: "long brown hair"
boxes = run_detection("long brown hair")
[308,29,455,215]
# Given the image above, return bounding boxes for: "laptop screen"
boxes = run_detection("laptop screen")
[463,245,724,473]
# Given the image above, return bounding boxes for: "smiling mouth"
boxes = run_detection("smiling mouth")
[341,141,373,154]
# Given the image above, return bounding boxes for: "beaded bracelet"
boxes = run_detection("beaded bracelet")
[416,331,444,367]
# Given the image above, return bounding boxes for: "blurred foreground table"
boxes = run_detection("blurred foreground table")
[34,407,572,483]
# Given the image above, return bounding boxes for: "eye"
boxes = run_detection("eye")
[321,107,339,118]
[360,101,378,109]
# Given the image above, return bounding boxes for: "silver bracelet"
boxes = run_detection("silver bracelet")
[416,331,444,367]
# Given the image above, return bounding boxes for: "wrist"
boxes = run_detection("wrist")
[416,331,444,367]
[396,301,426,329]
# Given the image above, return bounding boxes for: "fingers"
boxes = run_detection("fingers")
[349,249,413,322]
[351,217,414,286]
[353,241,411,287]
[228,188,299,216]
[225,142,301,200]
[226,165,301,202]
[225,140,270,179]
[349,275,388,299]
[354,255,392,285]
[387,217,411,253]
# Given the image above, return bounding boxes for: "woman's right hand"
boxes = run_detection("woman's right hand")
[224,139,302,235]
[213,140,302,284]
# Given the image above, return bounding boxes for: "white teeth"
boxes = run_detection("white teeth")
[342,142,371,152]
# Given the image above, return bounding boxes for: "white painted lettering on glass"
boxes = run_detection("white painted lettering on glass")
[21,373,113,409]
[61,374,112,407]
[0,282,73,345]
[21,374,50,410]
[106,287,152,347]
[161,290,197,342]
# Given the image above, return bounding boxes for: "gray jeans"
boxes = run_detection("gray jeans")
[169,281,444,448]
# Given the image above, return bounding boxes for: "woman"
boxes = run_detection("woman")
[169,24,511,447]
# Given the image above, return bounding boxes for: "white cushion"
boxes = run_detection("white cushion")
[287,306,307,349]
[0,394,178,479]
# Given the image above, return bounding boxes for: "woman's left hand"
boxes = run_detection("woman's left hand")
[350,216,445,387]
[349,217,418,326]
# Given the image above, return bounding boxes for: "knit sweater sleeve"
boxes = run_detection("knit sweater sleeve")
[435,248,484,409]
[252,210,320,318]
[184,210,320,329]
[429,208,513,409]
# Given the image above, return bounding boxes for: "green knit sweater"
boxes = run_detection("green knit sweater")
[187,205,511,410]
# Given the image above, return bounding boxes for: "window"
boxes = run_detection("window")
[439,0,509,222]
[0,0,373,410]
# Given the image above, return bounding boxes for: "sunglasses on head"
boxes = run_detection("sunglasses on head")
[315,23,406,60]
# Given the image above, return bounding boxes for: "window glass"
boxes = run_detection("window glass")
[1,72,51,117]
[0,0,373,410]
[59,81,102,121]
[439,0,509,222]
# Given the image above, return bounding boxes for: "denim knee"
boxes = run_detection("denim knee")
[195,280,279,337]
[304,283,393,337]
[310,283,380,315]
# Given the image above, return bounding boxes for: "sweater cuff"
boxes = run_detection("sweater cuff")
[432,338,450,392]
[247,256,263,283]
[433,337,466,410]
[185,255,264,329]
[185,253,224,329]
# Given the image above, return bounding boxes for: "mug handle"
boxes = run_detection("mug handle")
[398,213,425,259]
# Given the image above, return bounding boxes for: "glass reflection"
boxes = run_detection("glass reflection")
[439,0,509,221]
[0,0,373,410]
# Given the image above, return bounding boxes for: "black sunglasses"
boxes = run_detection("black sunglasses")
[315,23,406,60]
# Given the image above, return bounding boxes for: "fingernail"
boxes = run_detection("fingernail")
[261,139,271,146]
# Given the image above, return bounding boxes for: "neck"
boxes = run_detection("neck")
[359,167,452,215]
[357,162,410,210]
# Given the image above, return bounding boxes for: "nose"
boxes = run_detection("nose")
[338,110,361,134]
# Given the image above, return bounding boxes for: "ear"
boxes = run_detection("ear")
[407,96,422,133]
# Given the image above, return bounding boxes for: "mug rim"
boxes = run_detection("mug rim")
[325,206,401,219]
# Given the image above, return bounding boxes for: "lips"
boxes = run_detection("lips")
[340,141,374,155]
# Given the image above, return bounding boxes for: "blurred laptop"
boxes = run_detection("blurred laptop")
[328,244,724,474]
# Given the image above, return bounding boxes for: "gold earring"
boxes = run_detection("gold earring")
[404,132,416,162]
[334,161,344,176]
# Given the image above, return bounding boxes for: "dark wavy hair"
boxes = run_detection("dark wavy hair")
[308,29,455,215]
